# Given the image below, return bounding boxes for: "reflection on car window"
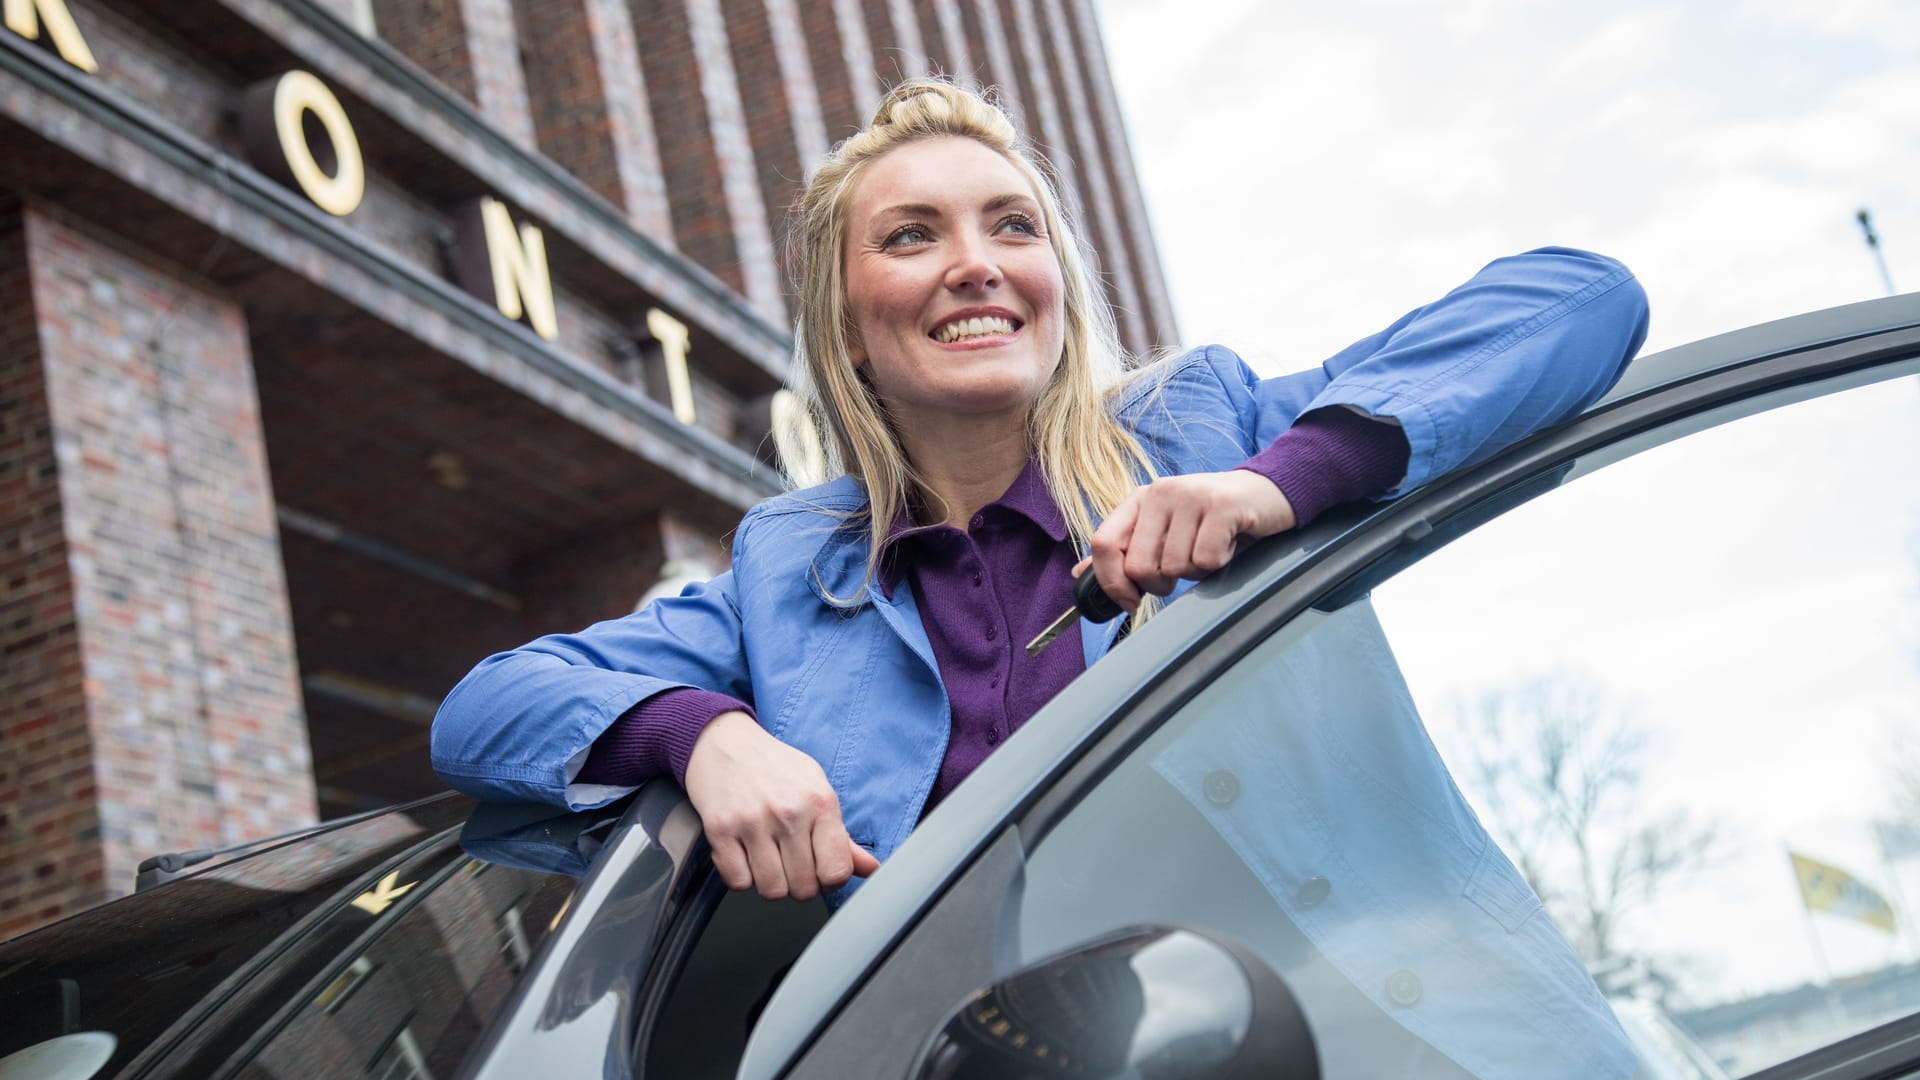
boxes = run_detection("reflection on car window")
[237,855,576,1079]
[1016,367,1920,1078]
[1021,602,1604,1078]
[0,797,472,1078]
[1373,371,1920,1075]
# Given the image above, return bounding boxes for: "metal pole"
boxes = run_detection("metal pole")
[1874,826,1918,962]
[1857,208,1897,296]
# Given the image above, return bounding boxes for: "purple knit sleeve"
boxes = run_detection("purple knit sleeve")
[574,688,754,788]
[1235,407,1412,528]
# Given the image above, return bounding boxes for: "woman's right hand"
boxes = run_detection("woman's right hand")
[683,710,882,900]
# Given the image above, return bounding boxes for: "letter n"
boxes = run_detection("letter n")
[5,0,99,73]
[452,197,559,342]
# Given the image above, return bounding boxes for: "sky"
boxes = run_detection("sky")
[1096,0,1919,366]
[1095,0,1920,1035]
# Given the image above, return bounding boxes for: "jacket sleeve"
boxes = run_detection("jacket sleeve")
[1177,247,1650,494]
[430,521,758,810]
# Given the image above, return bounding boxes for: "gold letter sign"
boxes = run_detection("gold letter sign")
[770,389,826,485]
[5,0,98,73]
[452,197,560,342]
[646,308,695,425]
[239,71,365,217]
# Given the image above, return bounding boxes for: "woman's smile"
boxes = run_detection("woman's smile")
[928,306,1024,346]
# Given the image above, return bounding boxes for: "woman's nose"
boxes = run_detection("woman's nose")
[943,235,1002,291]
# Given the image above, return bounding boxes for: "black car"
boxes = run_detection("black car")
[4,292,1919,1079]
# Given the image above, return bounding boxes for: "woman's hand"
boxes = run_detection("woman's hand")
[1087,470,1297,613]
[683,710,881,901]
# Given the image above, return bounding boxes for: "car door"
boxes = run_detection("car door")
[744,292,1920,1079]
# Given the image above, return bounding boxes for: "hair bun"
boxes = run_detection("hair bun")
[867,77,1015,145]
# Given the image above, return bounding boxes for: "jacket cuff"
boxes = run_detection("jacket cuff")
[575,688,754,787]
[1235,407,1412,528]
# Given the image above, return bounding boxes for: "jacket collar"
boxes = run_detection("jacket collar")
[798,476,883,609]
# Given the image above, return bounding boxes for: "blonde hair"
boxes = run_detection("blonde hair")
[787,78,1156,611]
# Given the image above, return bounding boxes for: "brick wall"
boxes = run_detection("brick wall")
[0,0,1176,937]
[370,0,479,104]
[0,207,315,933]
[458,0,536,147]
[0,209,103,940]
[799,0,866,142]
[1040,0,1146,354]
[515,0,620,208]
[719,0,806,286]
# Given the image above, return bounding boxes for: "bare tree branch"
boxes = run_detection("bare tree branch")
[1450,672,1724,993]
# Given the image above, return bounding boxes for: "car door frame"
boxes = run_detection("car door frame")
[745,291,1920,1080]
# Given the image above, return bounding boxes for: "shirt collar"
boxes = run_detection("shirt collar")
[875,456,1070,591]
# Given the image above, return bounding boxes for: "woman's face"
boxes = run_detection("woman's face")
[842,136,1067,427]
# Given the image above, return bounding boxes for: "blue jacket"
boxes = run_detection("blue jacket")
[431,247,1648,1074]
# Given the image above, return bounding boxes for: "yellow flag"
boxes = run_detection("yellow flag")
[1790,851,1896,933]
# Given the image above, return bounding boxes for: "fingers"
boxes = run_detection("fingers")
[1152,502,1202,588]
[685,713,867,901]
[1088,491,1143,613]
[713,813,872,900]
[810,803,857,892]
[1091,472,1293,612]
[743,829,789,900]
[710,836,755,892]
[1191,513,1239,573]
[1123,491,1178,599]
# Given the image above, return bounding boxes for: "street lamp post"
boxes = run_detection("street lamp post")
[1857,208,1897,297]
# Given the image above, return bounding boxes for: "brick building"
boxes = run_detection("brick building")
[0,0,1174,940]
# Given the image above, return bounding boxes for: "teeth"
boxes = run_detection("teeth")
[934,316,1016,343]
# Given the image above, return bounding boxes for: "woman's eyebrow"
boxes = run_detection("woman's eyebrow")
[872,201,942,221]
[982,193,1038,212]
[872,193,1037,220]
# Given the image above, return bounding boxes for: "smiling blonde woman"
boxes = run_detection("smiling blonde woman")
[431,82,1648,1063]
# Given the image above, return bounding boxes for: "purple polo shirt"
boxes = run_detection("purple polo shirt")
[878,457,1085,807]
[575,407,1408,808]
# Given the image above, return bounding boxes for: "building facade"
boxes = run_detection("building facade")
[0,0,1174,940]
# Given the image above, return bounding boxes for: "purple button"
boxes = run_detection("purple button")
[986,729,1001,745]
[984,624,996,641]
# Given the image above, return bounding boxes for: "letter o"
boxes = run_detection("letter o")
[240,71,365,217]
[770,389,828,486]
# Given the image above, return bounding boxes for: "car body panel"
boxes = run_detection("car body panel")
[459,781,707,1080]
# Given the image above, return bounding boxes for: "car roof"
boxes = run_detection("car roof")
[1597,290,1920,406]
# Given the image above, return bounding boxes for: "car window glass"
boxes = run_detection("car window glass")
[1014,368,1920,1078]
[642,889,829,1077]
[0,798,471,1078]
[235,854,578,1080]
[1370,372,1920,1074]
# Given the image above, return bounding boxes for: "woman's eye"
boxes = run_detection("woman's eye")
[998,214,1041,237]
[883,225,930,248]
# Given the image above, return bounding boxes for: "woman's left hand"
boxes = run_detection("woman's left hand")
[1087,470,1297,613]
